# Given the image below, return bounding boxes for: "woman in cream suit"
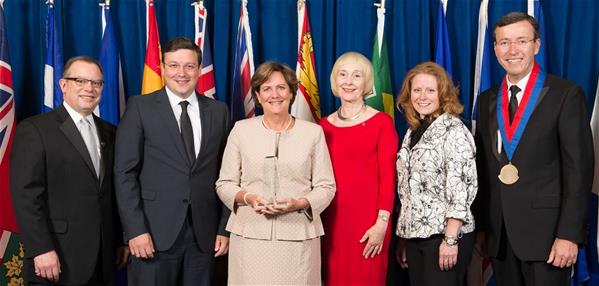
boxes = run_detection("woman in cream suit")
[216,61,336,285]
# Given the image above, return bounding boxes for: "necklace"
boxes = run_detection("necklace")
[337,103,366,121]
[262,115,293,132]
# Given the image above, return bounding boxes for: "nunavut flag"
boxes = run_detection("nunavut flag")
[291,0,320,123]
[141,0,163,94]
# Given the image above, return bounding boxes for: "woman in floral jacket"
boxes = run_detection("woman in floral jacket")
[395,61,477,286]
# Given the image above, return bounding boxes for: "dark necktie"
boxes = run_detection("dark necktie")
[179,101,195,164]
[509,85,521,123]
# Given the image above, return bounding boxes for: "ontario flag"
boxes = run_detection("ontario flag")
[291,0,320,123]
[193,2,216,99]
[43,0,64,111]
[0,1,25,284]
[231,0,255,122]
[141,0,163,95]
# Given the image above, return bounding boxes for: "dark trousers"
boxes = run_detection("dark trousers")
[491,227,570,286]
[29,242,110,286]
[405,232,475,286]
[128,216,214,286]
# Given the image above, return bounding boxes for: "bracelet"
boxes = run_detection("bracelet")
[243,192,252,206]
[377,213,389,223]
[442,235,459,247]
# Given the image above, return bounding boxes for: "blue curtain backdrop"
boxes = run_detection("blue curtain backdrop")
[3,0,599,284]
[5,0,598,126]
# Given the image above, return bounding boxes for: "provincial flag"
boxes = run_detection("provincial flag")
[193,2,216,99]
[471,0,491,134]
[0,230,24,285]
[0,0,16,234]
[367,2,394,119]
[231,0,255,121]
[527,0,547,71]
[43,0,64,111]
[291,0,320,123]
[434,0,452,77]
[141,0,163,95]
[0,1,25,284]
[98,1,125,125]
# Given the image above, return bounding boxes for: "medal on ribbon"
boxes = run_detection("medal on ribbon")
[496,62,546,185]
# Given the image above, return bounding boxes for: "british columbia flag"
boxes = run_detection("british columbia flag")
[194,2,216,99]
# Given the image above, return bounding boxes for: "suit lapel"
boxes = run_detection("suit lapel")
[155,89,192,168]
[56,105,98,180]
[193,94,211,170]
[488,89,504,163]
[94,116,107,186]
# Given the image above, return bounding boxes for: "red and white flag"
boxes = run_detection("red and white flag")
[193,2,216,99]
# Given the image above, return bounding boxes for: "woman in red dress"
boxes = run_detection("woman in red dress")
[321,51,398,285]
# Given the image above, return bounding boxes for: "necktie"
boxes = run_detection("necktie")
[509,85,521,123]
[180,101,195,164]
[80,118,100,177]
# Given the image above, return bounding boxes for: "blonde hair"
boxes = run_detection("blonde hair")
[329,52,374,97]
[397,61,463,129]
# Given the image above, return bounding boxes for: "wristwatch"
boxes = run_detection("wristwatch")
[443,235,459,246]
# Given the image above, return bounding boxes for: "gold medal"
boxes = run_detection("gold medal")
[498,163,519,185]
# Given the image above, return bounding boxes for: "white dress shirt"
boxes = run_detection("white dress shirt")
[63,101,101,163]
[165,87,202,157]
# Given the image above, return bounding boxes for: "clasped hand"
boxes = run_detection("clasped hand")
[245,193,308,216]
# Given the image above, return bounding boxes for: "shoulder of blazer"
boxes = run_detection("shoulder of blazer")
[544,73,580,91]
[197,93,228,110]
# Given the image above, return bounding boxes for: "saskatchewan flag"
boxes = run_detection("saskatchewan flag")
[368,5,394,119]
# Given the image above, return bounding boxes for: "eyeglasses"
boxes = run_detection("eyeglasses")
[164,62,199,72]
[411,87,437,96]
[495,38,536,49]
[63,77,104,88]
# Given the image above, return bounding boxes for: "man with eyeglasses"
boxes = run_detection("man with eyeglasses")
[474,12,594,286]
[10,56,129,285]
[115,37,230,285]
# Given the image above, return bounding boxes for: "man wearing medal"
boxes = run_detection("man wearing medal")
[474,12,594,286]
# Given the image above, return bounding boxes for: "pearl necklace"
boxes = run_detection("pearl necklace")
[262,115,293,132]
[337,103,366,121]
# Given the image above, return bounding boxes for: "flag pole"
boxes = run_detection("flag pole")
[374,0,386,9]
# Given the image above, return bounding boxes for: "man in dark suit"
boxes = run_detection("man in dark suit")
[10,56,128,285]
[115,37,230,285]
[474,12,594,286]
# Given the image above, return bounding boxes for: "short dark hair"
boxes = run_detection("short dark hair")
[493,12,540,40]
[163,37,202,66]
[62,56,103,78]
[251,61,298,109]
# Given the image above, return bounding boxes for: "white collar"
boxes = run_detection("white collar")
[63,101,95,125]
[165,86,198,109]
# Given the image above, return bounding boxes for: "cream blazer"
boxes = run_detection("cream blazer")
[216,116,336,241]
